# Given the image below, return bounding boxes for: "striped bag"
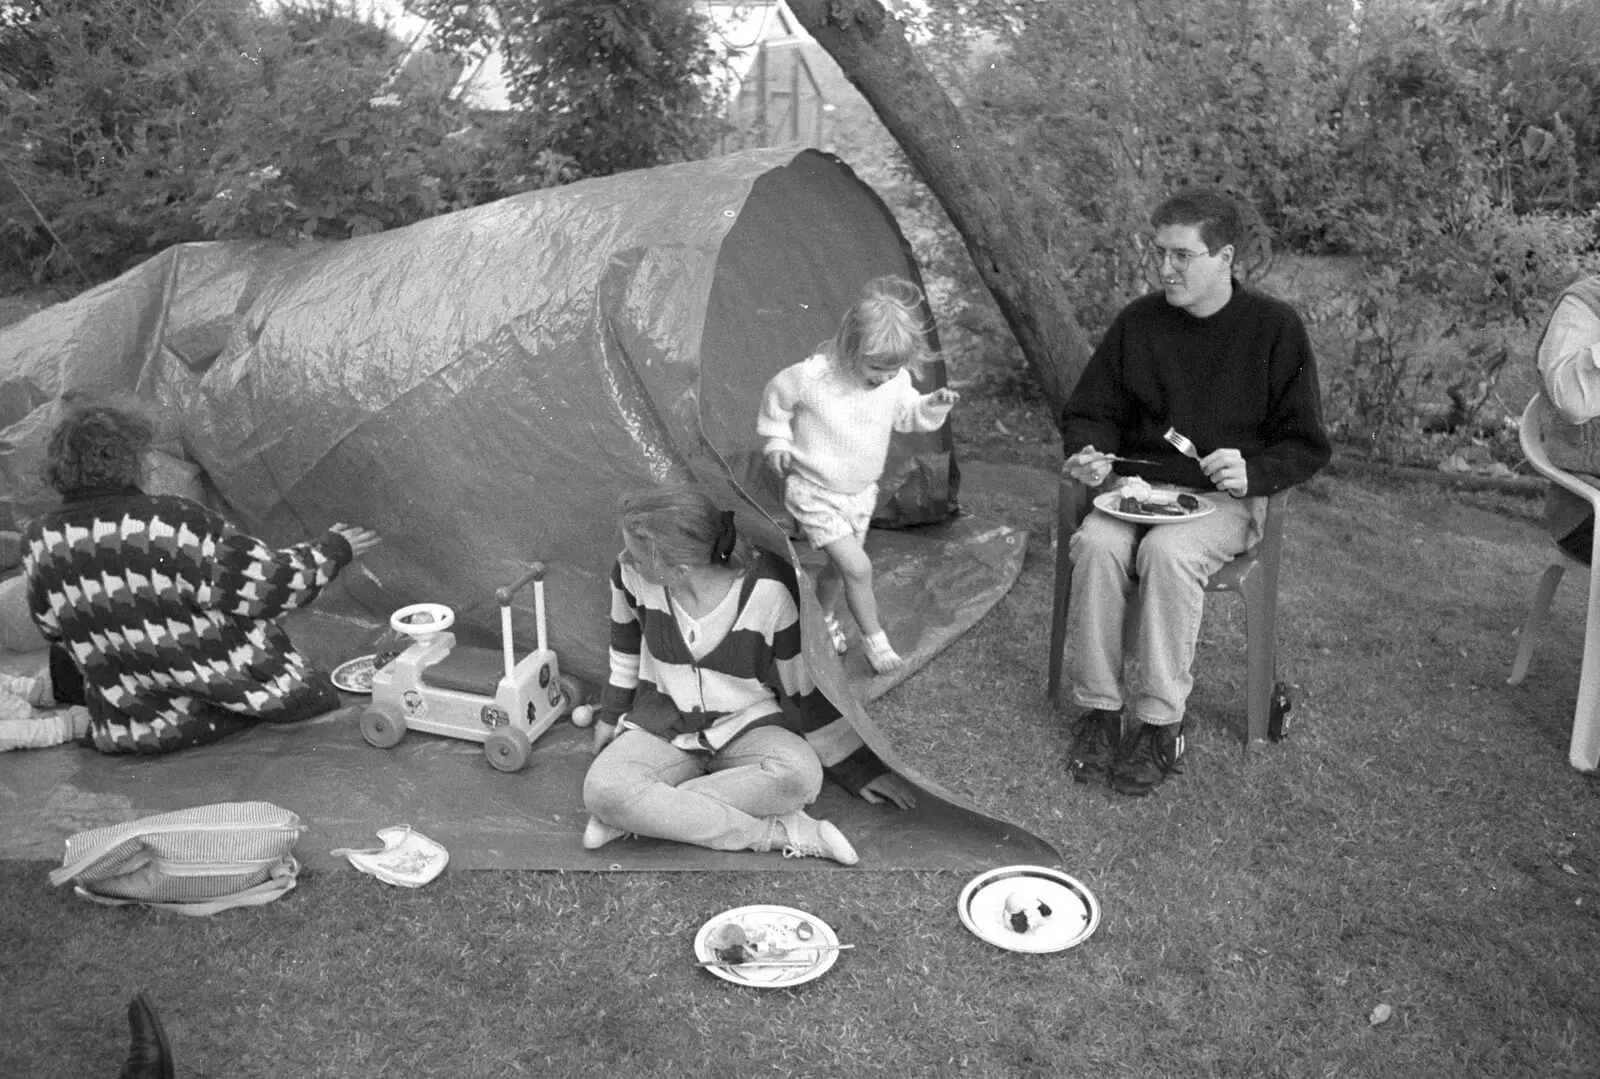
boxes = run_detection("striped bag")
[49,802,303,916]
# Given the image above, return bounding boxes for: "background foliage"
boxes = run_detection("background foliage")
[900,0,1600,467]
[3,0,1600,468]
[0,0,721,283]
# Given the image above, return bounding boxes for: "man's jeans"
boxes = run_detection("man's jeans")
[1068,492,1264,726]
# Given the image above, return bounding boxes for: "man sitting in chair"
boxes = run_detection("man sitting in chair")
[1057,189,1330,796]
[1533,274,1600,562]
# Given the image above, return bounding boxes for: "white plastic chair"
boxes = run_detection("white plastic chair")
[1507,393,1600,772]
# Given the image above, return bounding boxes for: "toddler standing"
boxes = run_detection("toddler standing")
[758,276,958,674]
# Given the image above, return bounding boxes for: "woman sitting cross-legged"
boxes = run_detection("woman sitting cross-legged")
[22,399,380,755]
[581,485,916,865]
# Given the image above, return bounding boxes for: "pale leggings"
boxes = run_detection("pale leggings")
[582,725,823,851]
[1068,493,1263,726]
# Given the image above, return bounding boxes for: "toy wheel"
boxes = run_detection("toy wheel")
[484,727,531,772]
[557,674,585,712]
[389,602,455,638]
[360,706,406,749]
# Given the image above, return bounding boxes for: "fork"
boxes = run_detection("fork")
[1163,427,1202,461]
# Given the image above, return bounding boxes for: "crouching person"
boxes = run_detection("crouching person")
[22,400,380,755]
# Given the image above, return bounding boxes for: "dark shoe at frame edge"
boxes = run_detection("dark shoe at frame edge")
[119,991,175,1079]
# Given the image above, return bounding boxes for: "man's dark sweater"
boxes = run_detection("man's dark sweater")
[1058,285,1331,497]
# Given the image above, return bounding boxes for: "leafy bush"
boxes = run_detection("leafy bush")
[1,0,246,281]
[409,0,729,180]
[0,0,565,284]
[191,5,558,243]
[901,0,1600,468]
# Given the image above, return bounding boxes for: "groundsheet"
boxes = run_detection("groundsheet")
[0,510,1058,871]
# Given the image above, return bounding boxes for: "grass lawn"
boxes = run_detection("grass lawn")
[2,393,1598,1078]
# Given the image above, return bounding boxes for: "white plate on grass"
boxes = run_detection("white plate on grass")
[694,904,841,988]
[957,865,1101,953]
[1093,489,1216,525]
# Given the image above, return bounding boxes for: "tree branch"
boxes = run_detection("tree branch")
[786,0,1093,415]
[0,162,91,286]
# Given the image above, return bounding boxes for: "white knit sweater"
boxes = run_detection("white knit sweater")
[757,354,953,494]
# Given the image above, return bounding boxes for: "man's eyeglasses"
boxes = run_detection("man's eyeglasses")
[1144,245,1212,272]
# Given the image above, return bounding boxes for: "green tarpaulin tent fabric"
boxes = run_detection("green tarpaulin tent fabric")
[0,148,962,680]
[0,147,1056,869]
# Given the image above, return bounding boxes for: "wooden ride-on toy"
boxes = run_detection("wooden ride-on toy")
[359,562,584,772]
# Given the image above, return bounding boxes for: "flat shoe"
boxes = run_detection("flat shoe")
[582,816,630,850]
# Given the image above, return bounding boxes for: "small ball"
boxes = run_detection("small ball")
[571,704,595,728]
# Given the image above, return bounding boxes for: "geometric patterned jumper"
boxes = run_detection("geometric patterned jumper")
[23,488,353,755]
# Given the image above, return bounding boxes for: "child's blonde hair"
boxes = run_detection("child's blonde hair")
[619,485,753,572]
[826,275,931,380]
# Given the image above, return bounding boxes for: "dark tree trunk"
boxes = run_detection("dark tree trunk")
[786,0,1093,416]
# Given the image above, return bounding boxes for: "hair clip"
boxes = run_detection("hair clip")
[709,511,737,565]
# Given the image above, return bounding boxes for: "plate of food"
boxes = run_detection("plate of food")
[330,652,396,695]
[1093,477,1215,524]
[694,905,843,988]
[957,865,1100,954]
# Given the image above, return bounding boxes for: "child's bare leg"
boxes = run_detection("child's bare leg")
[813,555,848,653]
[823,536,903,673]
[812,553,851,646]
[815,557,843,614]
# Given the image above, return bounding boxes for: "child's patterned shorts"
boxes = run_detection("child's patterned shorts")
[783,474,877,549]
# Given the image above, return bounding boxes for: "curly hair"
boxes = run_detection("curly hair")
[42,401,154,496]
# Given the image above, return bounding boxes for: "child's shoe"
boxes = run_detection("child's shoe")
[863,631,904,674]
[754,810,858,865]
[582,816,631,850]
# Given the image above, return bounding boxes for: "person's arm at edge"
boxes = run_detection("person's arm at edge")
[1539,294,1600,424]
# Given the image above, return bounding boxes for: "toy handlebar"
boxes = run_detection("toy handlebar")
[495,562,547,607]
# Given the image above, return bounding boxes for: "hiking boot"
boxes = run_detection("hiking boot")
[1109,721,1187,797]
[758,810,859,866]
[1067,708,1123,783]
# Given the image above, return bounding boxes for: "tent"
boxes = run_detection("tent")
[0,147,1052,869]
[0,147,959,682]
